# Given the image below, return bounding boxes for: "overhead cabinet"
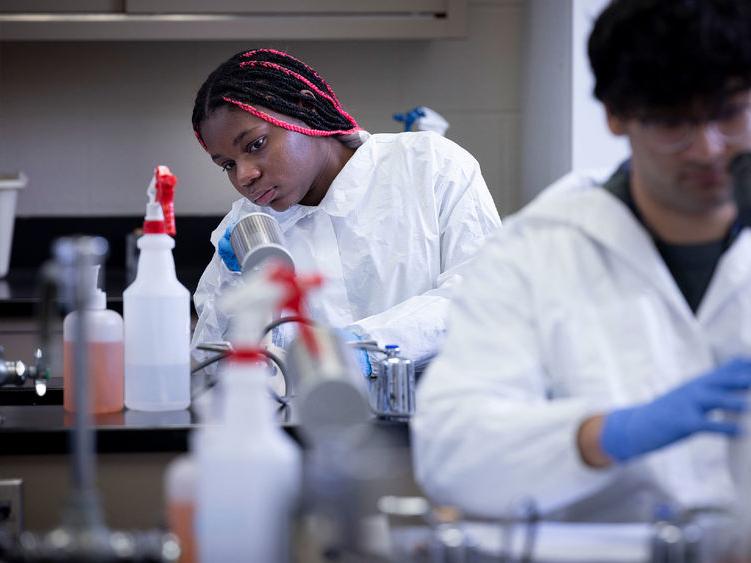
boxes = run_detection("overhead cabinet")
[0,0,467,40]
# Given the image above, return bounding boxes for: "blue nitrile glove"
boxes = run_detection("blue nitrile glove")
[340,329,372,378]
[601,358,751,463]
[218,225,241,272]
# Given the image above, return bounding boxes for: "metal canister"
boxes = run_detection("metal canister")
[286,325,371,442]
[650,504,703,563]
[372,344,415,420]
[229,212,294,272]
[427,506,485,563]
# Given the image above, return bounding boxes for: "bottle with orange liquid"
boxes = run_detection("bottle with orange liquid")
[63,265,124,414]
[164,454,197,563]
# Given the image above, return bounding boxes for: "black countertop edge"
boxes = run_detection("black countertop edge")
[0,405,200,454]
[0,300,46,318]
[0,389,63,406]
[0,428,193,455]
[0,406,408,456]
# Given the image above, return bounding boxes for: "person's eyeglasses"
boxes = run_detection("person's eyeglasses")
[638,101,751,155]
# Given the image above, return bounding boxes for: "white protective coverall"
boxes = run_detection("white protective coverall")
[192,131,502,369]
[413,169,751,522]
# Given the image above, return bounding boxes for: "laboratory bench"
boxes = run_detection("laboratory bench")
[0,404,197,455]
[0,395,409,455]
[0,403,197,531]
[0,396,414,533]
[0,216,420,539]
[0,215,218,399]
[0,216,197,531]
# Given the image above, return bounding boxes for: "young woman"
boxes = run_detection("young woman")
[191,48,501,375]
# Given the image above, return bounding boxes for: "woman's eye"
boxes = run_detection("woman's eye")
[248,136,267,153]
[220,161,235,173]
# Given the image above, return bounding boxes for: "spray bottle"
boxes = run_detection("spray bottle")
[194,263,303,563]
[123,166,190,411]
[63,265,124,414]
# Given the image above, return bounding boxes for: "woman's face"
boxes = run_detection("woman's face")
[199,105,334,211]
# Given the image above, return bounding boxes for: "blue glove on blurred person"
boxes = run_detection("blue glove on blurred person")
[340,329,372,378]
[218,224,241,272]
[601,358,751,463]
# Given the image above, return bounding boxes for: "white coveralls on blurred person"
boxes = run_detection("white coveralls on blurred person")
[192,131,502,372]
[413,168,751,521]
[413,0,751,524]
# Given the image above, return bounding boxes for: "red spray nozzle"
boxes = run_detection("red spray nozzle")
[155,165,178,236]
[267,264,324,357]
[228,347,267,365]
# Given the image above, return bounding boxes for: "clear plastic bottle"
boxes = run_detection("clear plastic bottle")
[63,265,124,414]
[195,361,301,563]
[194,265,302,563]
[124,166,190,411]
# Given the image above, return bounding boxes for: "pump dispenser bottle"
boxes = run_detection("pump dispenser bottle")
[63,265,124,414]
[194,264,302,563]
[124,166,190,411]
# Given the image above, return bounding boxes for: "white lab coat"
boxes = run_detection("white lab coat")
[192,131,502,369]
[413,169,751,522]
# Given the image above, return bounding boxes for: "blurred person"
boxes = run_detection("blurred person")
[413,0,751,522]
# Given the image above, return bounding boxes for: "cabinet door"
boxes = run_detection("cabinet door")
[0,0,120,13]
[124,0,448,14]
[0,0,465,40]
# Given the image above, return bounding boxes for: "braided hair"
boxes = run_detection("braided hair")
[192,48,360,148]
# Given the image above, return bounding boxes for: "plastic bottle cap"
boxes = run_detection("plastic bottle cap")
[143,175,167,234]
[385,344,400,356]
[83,265,106,309]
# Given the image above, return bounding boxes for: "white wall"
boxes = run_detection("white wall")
[0,0,522,219]
[571,0,628,171]
[520,0,629,204]
[519,0,573,204]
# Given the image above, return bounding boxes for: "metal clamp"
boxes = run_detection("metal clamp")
[0,346,49,396]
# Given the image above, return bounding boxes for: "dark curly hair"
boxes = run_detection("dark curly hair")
[588,0,751,120]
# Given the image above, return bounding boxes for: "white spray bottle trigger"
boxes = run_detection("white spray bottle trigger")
[217,267,287,349]
[145,176,164,222]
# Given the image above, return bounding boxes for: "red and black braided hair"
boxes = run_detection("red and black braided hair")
[192,48,360,148]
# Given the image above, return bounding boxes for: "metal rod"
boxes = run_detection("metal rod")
[262,315,317,338]
[72,249,94,501]
[53,236,108,529]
